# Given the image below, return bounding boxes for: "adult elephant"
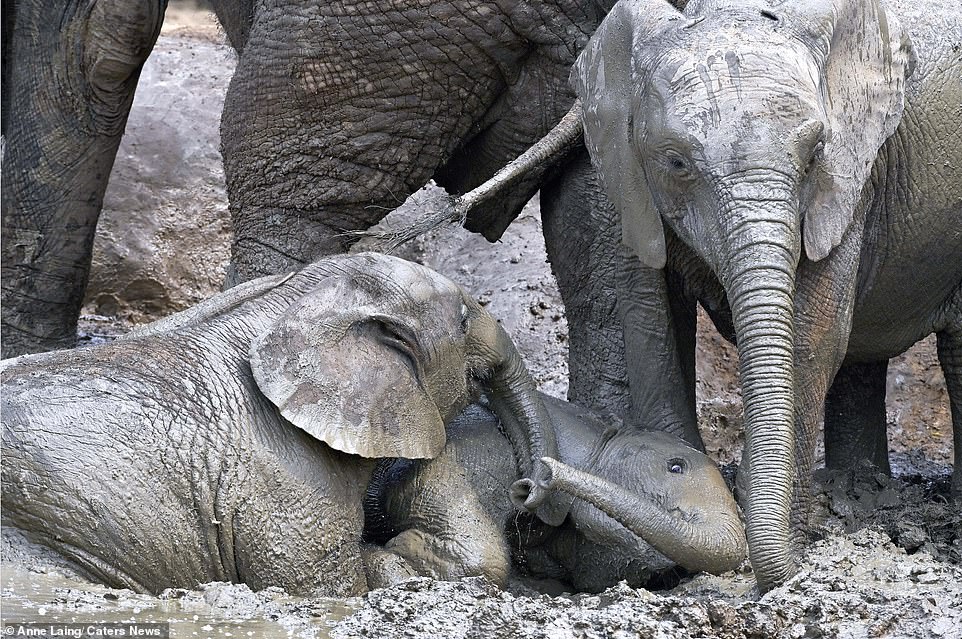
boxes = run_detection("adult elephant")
[0,0,612,359]
[555,0,961,591]
[1,253,562,595]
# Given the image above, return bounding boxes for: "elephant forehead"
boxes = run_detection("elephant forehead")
[348,253,464,304]
[649,42,822,141]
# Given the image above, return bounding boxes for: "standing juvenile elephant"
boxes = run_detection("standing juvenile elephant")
[1,253,563,596]
[365,393,746,593]
[557,0,961,590]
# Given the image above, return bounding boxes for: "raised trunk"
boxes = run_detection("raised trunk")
[483,319,569,526]
[537,457,746,574]
[721,212,801,591]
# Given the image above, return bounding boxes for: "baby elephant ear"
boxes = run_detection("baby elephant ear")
[249,287,446,460]
[571,0,683,269]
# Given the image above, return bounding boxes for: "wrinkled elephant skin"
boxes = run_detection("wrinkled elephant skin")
[0,253,561,596]
[569,0,962,589]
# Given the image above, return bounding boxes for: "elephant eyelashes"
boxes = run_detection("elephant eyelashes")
[369,317,421,362]
[667,459,686,474]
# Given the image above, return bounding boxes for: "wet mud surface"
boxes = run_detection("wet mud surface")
[4,467,959,638]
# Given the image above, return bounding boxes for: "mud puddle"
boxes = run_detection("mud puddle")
[1,554,353,638]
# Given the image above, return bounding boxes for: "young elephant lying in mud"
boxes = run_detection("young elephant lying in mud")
[365,394,746,593]
[1,253,565,597]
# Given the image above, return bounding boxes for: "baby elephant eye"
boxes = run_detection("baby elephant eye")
[667,458,687,474]
[459,303,470,333]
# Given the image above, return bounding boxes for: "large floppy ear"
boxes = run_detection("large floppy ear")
[570,0,683,269]
[796,0,914,261]
[248,286,447,460]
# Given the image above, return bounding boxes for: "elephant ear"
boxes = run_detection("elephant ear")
[570,0,683,269]
[796,0,914,261]
[249,286,446,460]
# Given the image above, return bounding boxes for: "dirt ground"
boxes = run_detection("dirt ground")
[3,4,959,638]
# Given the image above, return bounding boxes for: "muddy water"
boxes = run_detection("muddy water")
[1,561,355,638]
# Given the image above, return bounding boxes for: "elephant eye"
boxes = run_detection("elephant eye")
[667,458,687,474]
[370,316,420,360]
[806,140,824,174]
[459,303,469,334]
[662,150,693,181]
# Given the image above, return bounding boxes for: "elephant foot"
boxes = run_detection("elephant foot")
[361,546,421,590]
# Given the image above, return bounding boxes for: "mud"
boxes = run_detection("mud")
[5,468,959,638]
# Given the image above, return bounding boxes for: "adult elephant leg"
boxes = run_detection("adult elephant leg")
[824,360,890,474]
[217,2,538,286]
[541,151,631,421]
[542,151,701,445]
[1,0,167,357]
[935,305,962,498]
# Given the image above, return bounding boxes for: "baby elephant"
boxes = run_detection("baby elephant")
[365,394,746,593]
[1,253,563,597]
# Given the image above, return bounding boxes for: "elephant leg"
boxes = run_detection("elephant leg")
[1,0,167,358]
[374,457,512,587]
[217,2,569,286]
[824,360,891,474]
[788,230,864,532]
[620,254,702,447]
[541,151,631,420]
[936,323,962,498]
[542,151,702,445]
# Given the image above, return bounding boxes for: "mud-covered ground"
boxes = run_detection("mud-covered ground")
[3,6,959,638]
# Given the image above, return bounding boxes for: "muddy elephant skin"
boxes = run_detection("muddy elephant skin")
[366,393,746,593]
[0,253,562,596]
[564,0,962,590]
[0,0,609,358]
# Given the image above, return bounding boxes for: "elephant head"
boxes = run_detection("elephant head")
[249,253,565,521]
[569,0,913,588]
[513,396,745,589]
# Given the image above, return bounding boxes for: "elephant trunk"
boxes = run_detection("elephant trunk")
[720,200,801,591]
[536,457,746,575]
[478,315,568,526]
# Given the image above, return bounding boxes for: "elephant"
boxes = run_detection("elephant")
[364,393,746,594]
[0,252,564,596]
[0,0,608,358]
[2,0,682,440]
[516,0,959,591]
